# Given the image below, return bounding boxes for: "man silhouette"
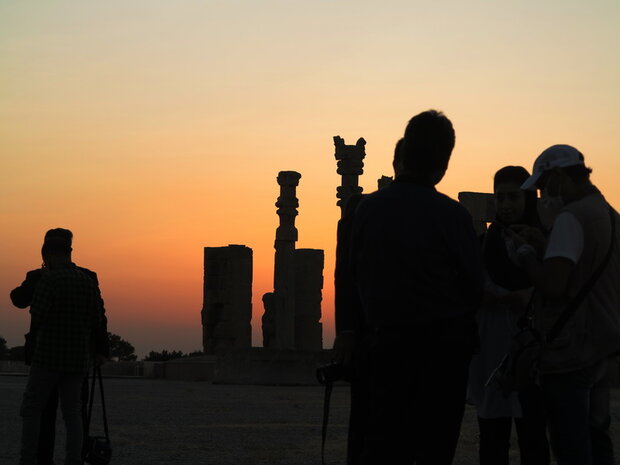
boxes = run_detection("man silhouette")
[11,229,109,465]
[519,145,620,465]
[349,110,484,464]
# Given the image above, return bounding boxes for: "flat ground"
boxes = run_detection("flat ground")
[1,376,619,465]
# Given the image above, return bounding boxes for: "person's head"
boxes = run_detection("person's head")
[41,236,72,267]
[44,228,73,244]
[400,110,455,185]
[521,144,592,208]
[493,166,539,226]
[392,138,405,177]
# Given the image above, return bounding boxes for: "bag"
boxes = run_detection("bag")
[487,323,542,396]
[83,436,112,465]
[489,206,616,395]
[84,365,112,465]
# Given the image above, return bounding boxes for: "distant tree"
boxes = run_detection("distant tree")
[142,350,185,362]
[0,336,7,360]
[186,350,205,357]
[108,332,137,361]
[9,346,25,361]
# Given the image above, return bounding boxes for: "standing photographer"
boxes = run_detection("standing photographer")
[11,229,109,465]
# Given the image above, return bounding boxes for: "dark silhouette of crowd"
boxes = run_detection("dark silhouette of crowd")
[334,110,620,465]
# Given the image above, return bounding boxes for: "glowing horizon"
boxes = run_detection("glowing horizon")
[1,0,619,357]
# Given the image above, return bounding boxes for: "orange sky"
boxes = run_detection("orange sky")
[1,1,619,357]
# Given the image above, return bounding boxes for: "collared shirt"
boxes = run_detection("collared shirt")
[351,178,484,328]
[30,263,103,373]
[11,265,110,358]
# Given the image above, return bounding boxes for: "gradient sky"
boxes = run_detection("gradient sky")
[1,0,619,357]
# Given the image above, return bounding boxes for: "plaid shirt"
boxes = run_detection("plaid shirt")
[30,263,103,373]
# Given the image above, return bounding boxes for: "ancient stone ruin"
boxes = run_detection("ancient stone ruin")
[333,135,366,216]
[196,134,504,383]
[201,245,253,354]
[261,171,324,351]
[202,171,324,358]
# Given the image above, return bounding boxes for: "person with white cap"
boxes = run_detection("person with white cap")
[515,144,620,465]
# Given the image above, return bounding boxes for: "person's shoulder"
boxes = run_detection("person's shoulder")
[434,190,472,219]
[76,265,99,282]
[25,268,43,280]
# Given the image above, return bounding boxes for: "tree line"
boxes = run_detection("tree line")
[0,333,203,362]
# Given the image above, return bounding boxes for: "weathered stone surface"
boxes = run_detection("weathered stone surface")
[214,348,331,385]
[294,249,324,351]
[458,191,495,235]
[202,245,253,354]
[334,136,366,215]
[264,171,302,350]
[377,175,393,190]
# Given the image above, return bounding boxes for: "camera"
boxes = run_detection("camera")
[316,362,350,385]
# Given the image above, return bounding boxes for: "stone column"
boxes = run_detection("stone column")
[202,245,253,354]
[333,136,366,217]
[294,248,324,351]
[458,192,496,235]
[269,171,301,350]
[377,175,393,190]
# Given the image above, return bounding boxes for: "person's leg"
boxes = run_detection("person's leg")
[20,366,60,465]
[412,316,476,465]
[359,330,416,465]
[347,335,371,465]
[57,373,86,465]
[515,385,550,465]
[37,388,58,465]
[589,358,614,465]
[80,375,90,459]
[478,417,512,465]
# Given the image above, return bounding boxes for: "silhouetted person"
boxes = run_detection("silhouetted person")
[349,110,484,464]
[468,166,550,465]
[517,145,620,465]
[333,138,404,464]
[11,229,109,465]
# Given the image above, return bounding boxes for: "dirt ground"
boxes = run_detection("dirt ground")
[1,375,619,465]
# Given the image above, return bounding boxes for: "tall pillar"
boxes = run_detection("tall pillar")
[377,175,393,190]
[202,245,253,354]
[294,248,324,351]
[266,171,301,350]
[457,192,496,235]
[333,136,366,217]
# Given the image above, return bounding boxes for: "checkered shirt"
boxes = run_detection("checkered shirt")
[30,263,103,373]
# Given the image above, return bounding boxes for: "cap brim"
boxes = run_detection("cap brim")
[520,172,541,191]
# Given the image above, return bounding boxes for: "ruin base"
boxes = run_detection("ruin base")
[214,348,332,385]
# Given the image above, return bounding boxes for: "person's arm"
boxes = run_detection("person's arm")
[30,273,54,326]
[10,269,43,308]
[515,212,581,305]
[84,269,110,359]
[452,207,485,309]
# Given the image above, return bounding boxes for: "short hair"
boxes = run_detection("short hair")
[493,165,540,227]
[41,236,72,256]
[44,228,73,243]
[401,110,455,174]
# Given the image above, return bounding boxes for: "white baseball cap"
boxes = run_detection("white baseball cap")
[521,144,584,190]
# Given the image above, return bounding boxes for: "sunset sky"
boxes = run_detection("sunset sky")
[1,0,619,357]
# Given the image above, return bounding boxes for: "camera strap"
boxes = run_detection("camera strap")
[321,381,334,465]
[86,365,110,443]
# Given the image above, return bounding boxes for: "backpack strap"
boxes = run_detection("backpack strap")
[546,206,616,343]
